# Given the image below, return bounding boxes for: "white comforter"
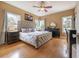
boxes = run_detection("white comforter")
[19,31,52,48]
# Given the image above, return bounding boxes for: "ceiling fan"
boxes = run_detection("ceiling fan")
[33,1,52,12]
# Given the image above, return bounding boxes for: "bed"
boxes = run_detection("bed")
[19,31,52,48]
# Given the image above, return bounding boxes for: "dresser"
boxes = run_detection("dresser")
[45,28,60,37]
[5,31,19,44]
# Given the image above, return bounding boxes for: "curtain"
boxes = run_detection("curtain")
[0,9,5,45]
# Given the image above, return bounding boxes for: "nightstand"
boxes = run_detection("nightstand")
[45,28,60,37]
[5,31,19,44]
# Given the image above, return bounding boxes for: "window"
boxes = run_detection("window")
[62,16,72,33]
[7,12,21,32]
[35,20,45,31]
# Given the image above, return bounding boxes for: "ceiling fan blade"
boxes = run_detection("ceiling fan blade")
[44,6,52,8]
[33,6,40,8]
[44,9,48,12]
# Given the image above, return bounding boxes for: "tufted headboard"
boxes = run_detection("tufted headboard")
[18,20,35,31]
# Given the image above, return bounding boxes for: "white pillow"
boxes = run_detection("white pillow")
[21,28,28,33]
[21,28,34,32]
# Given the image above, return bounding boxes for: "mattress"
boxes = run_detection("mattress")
[19,31,52,48]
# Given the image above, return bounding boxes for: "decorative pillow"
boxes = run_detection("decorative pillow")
[21,28,29,33]
[21,28,35,32]
[28,28,32,32]
[29,28,35,32]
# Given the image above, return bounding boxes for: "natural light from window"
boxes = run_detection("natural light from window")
[62,16,72,33]
[7,12,21,32]
[35,20,45,31]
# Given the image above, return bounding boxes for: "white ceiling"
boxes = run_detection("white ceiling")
[4,1,77,16]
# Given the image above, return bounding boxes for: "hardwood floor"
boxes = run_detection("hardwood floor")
[0,37,68,58]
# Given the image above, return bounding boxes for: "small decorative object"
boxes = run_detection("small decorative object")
[50,22,56,28]
[25,14,33,21]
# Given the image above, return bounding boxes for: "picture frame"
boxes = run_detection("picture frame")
[25,14,33,21]
[25,14,28,20]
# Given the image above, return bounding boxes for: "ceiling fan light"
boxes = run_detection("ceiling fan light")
[40,8,44,11]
